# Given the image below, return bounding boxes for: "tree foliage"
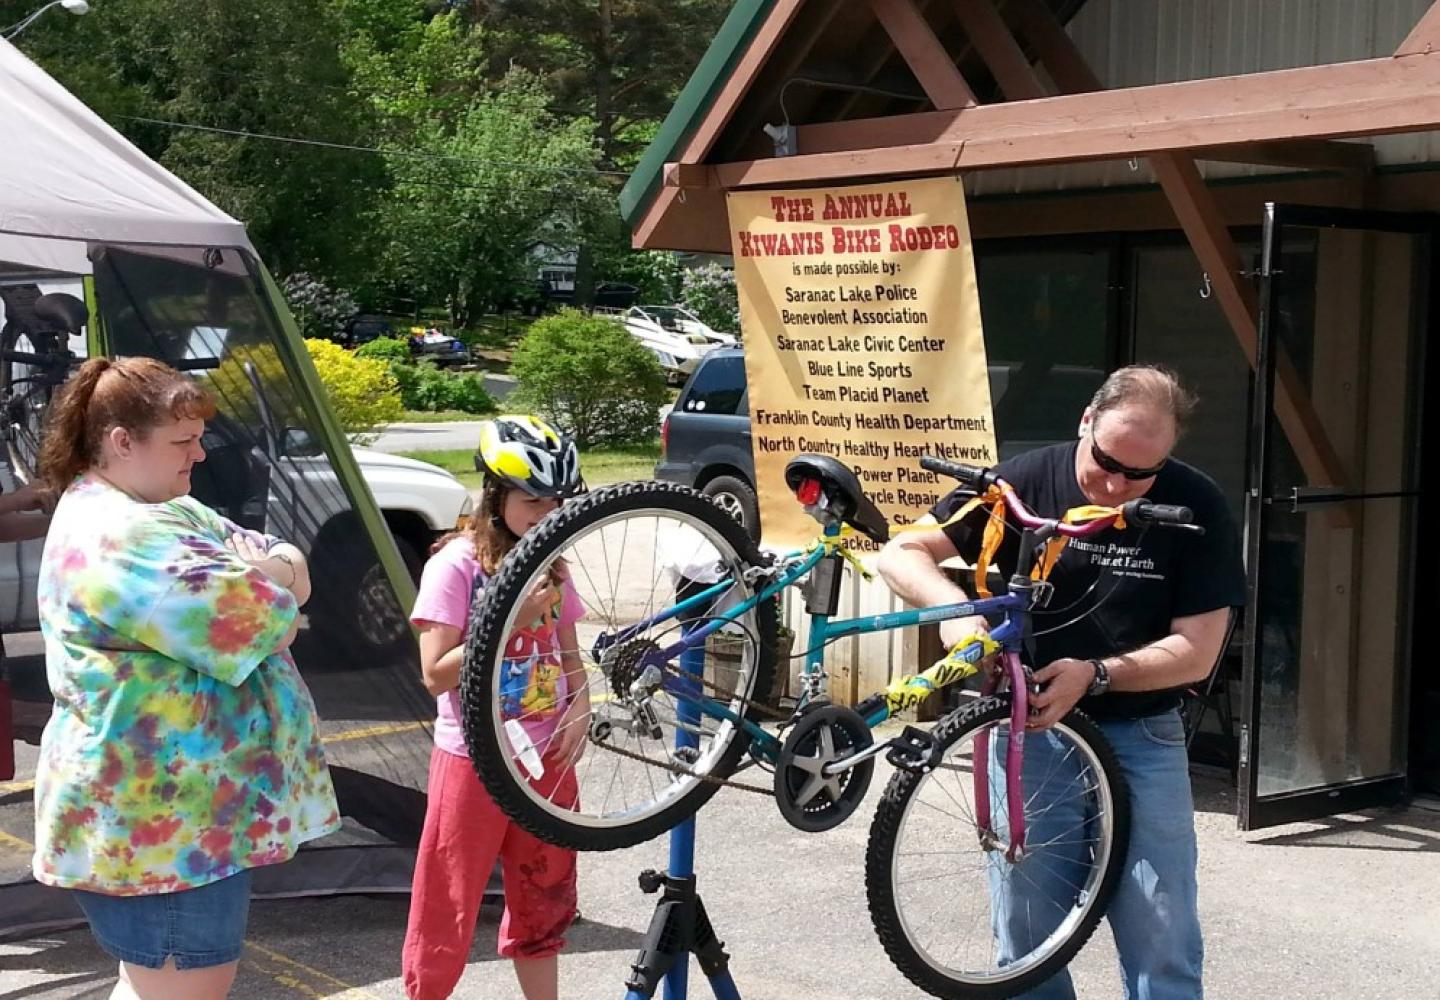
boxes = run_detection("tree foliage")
[510,309,667,446]
[7,0,733,316]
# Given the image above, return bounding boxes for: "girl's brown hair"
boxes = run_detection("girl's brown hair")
[434,476,563,583]
[38,356,217,493]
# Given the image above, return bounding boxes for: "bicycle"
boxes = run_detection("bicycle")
[0,290,87,481]
[460,453,1202,997]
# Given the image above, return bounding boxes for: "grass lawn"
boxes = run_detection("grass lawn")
[400,440,660,490]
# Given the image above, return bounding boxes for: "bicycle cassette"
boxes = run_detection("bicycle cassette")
[774,703,874,833]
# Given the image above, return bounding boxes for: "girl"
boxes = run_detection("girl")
[402,414,589,1000]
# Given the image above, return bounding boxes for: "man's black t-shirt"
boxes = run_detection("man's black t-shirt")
[930,442,1246,719]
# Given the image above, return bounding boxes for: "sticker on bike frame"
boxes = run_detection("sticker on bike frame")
[916,605,975,623]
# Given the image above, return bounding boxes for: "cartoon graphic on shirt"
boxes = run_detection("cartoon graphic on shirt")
[498,587,567,723]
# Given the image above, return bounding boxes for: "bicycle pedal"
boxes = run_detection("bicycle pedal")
[885,726,943,774]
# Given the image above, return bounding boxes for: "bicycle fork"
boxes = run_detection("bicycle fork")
[974,650,1030,862]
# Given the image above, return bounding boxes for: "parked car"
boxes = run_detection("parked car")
[0,369,473,660]
[342,313,394,348]
[408,327,471,367]
[653,347,758,540]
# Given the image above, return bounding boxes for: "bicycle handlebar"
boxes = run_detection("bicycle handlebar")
[921,454,1204,537]
[919,455,996,492]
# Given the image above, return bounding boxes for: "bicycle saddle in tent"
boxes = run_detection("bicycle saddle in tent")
[784,454,890,543]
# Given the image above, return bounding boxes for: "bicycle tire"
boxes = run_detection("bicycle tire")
[461,480,778,852]
[0,327,53,482]
[866,697,1130,999]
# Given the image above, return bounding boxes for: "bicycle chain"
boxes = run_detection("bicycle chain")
[586,651,795,796]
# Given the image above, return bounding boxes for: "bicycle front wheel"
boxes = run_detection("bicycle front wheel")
[461,481,778,852]
[866,698,1130,999]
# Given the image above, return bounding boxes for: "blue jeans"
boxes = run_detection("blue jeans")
[988,710,1203,1000]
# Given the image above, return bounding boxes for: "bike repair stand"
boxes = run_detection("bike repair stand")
[622,643,742,1000]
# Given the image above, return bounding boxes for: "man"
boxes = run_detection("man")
[878,365,1244,999]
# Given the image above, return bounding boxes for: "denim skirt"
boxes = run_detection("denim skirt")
[71,868,252,969]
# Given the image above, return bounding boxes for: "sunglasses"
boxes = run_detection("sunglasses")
[1089,435,1167,481]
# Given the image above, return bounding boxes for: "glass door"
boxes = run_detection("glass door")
[1240,204,1434,830]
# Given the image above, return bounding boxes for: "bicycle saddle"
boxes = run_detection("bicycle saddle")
[784,454,890,544]
[33,293,89,335]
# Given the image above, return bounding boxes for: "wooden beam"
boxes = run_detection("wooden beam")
[631,0,808,250]
[1012,0,1353,498]
[866,0,976,110]
[1009,0,1100,92]
[661,51,1440,188]
[1149,156,1352,496]
[950,0,1047,100]
[834,0,942,121]
[1397,0,1440,56]
[1197,140,1376,173]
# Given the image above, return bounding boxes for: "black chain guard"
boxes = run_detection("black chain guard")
[774,703,874,833]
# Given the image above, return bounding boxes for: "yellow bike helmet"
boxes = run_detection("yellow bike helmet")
[475,415,584,499]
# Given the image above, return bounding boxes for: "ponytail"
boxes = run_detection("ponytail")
[36,355,215,495]
[37,357,113,494]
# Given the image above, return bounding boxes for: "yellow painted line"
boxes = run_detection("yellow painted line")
[0,778,35,795]
[246,942,386,999]
[0,827,33,852]
[321,721,427,745]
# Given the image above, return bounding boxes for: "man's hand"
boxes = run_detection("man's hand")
[4,483,53,514]
[1026,658,1097,730]
[939,614,989,651]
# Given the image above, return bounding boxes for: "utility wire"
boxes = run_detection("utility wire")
[118,114,632,178]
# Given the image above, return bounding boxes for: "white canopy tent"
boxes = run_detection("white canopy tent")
[0,36,251,256]
[0,38,437,939]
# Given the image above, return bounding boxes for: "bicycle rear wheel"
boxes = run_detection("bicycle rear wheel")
[866,698,1129,999]
[461,481,778,852]
[0,329,53,481]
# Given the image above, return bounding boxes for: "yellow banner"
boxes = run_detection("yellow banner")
[727,177,996,554]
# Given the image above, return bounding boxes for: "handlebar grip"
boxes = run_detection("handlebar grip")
[174,358,222,371]
[1124,499,1200,530]
[920,456,993,492]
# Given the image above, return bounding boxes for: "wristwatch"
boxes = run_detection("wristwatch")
[1086,658,1110,698]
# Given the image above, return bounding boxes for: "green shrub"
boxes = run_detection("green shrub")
[509,309,668,447]
[304,338,403,439]
[391,361,497,415]
[355,336,411,362]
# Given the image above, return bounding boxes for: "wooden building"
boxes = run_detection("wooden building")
[622,0,1440,829]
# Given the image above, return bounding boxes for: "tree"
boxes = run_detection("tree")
[281,273,359,342]
[21,0,386,287]
[510,309,667,446]
[682,263,740,335]
[376,66,607,324]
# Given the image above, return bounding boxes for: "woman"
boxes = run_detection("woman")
[33,357,339,1000]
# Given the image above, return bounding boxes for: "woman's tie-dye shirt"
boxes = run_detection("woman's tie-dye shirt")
[33,476,340,895]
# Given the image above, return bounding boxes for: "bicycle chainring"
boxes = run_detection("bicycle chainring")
[774,702,875,833]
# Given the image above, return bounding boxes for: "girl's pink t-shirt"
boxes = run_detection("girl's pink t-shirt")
[410,537,584,758]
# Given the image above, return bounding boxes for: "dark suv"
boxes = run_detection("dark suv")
[653,347,759,540]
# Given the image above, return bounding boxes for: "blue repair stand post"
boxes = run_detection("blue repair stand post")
[621,641,742,1000]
